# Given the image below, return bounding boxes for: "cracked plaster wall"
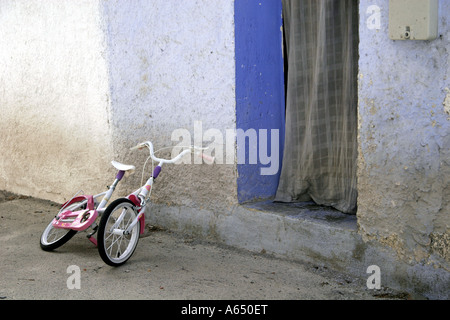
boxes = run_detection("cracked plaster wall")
[358,0,449,271]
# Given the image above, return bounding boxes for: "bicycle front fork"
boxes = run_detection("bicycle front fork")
[109,203,146,236]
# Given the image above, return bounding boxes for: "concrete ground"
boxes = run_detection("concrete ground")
[0,191,409,300]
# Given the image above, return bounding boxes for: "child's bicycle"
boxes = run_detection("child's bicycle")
[40,141,212,266]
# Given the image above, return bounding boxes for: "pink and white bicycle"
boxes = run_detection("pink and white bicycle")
[40,141,211,266]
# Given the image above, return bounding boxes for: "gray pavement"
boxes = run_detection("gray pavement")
[0,192,408,300]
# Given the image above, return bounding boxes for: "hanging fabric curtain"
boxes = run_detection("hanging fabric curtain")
[275,0,359,214]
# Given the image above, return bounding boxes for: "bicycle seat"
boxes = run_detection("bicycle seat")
[111,161,135,172]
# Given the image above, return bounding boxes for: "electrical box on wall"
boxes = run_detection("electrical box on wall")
[389,0,439,40]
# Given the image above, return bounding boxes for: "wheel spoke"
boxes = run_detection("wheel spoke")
[100,200,140,265]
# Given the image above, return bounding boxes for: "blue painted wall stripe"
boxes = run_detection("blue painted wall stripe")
[234,0,286,203]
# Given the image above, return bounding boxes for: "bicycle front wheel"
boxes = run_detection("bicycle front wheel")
[97,198,141,266]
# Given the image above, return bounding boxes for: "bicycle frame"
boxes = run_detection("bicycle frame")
[45,140,212,254]
[52,163,141,233]
[110,166,159,236]
[111,141,212,236]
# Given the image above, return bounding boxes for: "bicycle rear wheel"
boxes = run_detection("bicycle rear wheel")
[97,198,140,266]
[40,200,85,251]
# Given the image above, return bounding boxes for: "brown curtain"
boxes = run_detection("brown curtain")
[275,0,359,214]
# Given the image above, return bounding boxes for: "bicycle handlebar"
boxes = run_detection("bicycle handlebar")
[130,141,214,164]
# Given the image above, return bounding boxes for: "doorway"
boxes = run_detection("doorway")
[276,0,359,214]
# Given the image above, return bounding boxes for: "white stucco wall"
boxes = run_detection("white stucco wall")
[0,0,237,209]
[101,0,238,210]
[0,0,113,202]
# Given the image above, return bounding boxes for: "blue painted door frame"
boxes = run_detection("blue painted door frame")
[234,0,286,203]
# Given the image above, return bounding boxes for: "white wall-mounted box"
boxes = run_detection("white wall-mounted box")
[389,0,439,40]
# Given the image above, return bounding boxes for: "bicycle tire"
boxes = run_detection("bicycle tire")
[39,200,84,251]
[40,223,77,251]
[97,198,140,266]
